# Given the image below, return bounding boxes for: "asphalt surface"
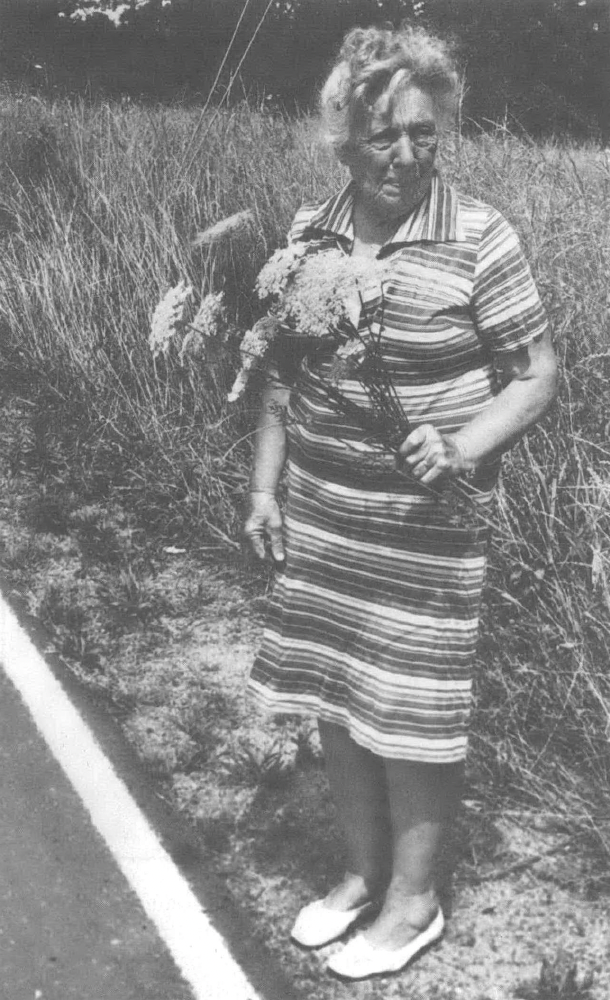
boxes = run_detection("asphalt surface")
[0,666,194,1000]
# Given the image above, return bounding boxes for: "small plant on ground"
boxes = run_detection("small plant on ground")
[515,952,594,1000]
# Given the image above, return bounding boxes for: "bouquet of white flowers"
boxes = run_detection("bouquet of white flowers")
[147,241,485,530]
[227,243,413,449]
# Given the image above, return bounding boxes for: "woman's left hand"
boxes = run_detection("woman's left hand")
[396,424,470,484]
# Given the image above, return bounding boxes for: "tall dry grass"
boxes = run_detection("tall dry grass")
[0,92,337,541]
[0,90,609,831]
[444,133,610,837]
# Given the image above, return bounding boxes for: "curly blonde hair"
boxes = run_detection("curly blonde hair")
[320,24,460,154]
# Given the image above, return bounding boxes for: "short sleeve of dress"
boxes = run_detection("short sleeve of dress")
[472,209,549,356]
[286,201,319,245]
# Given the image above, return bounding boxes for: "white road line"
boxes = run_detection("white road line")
[0,597,261,1000]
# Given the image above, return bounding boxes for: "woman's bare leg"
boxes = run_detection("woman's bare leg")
[362,759,463,947]
[318,720,391,910]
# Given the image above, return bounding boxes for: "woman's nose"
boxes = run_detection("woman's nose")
[392,135,415,168]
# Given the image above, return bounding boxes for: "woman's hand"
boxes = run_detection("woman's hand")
[243,492,286,564]
[396,425,472,485]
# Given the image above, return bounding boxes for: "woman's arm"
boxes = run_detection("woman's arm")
[397,327,558,484]
[243,374,291,561]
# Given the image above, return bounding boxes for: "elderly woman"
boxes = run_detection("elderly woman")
[244,24,557,980]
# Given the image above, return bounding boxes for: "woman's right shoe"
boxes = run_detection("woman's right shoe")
[290,898,374,948]
[326,907,445,979]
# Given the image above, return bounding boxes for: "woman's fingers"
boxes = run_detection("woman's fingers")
[243,517,267,560]
[397,424,429,459]
[397,424,452,481]
[269,525,286,563]
[243,498,285,563]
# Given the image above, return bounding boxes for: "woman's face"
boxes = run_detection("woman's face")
[343,86,440,225]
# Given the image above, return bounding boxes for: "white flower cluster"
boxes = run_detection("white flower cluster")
[149,281,193,358]
[193,291,225,336]
[255,244,308,300]
[257,246,386,339]
[179,291,226,360]
[228,244,388,401]
[328,337,367,384]
[227,316,280,402]
[336,338,366,360]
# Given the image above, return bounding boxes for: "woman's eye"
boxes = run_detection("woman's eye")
[368,137,393,151]
[412,129,437,147]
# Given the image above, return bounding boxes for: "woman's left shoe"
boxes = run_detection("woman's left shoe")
[290,898,374,948]
[326,908,444,979]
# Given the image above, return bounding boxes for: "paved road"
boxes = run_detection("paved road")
[0,667,194,1000]
[0,593,299,1000]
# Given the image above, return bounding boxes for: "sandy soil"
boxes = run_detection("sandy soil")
[107,562,609,1000]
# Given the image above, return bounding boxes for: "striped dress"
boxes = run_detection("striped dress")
[248,172,548,763]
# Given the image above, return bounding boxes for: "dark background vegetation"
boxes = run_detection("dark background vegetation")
[1,0,610,140]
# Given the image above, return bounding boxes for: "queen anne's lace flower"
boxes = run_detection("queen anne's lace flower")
[328,337,367,383]
[227,316,280,401]
[336,338,366,359]
[228,246,388,401]
[179,291,226,360]
[192,291,225,336]
[255,244,309,300]
[149,281,193,358]
[257,247,387,339]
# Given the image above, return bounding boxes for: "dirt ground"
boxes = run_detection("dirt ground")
[107,560,610,1000]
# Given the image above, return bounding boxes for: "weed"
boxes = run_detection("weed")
[231,733,298,788]
[36,578,103,670]
[515,952,594,999]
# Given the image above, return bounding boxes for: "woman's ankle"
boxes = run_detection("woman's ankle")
[323,871,382,910]
[383,883,439,919]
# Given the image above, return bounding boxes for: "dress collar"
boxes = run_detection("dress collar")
[301,171,466,251]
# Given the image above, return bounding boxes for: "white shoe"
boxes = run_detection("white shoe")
[326,908,444,979]
[290,898,374,948]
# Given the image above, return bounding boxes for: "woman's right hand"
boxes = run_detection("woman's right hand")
[243,492,285,564]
